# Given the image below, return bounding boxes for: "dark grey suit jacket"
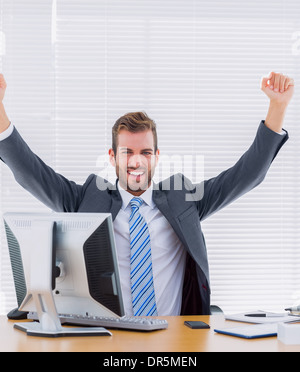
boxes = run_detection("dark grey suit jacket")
[0,121,288,315]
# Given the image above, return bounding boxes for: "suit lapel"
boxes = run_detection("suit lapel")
[109,181,122,221]
[152,186,188,249]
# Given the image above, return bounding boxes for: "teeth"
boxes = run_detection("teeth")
[129,171,144,176]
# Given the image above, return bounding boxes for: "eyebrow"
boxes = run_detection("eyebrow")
[119,147,154,152]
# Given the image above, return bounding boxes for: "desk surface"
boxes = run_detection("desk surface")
[1,315,299,352]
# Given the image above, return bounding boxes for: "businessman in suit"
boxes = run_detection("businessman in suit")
[0,72,294,316]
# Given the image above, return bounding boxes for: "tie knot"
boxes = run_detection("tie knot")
[130,197,143,211]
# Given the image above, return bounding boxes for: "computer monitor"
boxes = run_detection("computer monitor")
[3,212,124,337]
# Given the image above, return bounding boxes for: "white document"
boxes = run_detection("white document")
[225,310,300,324]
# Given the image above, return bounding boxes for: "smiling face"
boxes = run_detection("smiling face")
[109,129,160,196]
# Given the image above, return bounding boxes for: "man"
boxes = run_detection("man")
[0,72,294,316]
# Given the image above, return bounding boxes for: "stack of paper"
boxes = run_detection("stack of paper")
[225,310,300,324]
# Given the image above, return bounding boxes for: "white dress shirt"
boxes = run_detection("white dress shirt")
[0,122,13,140]
[114,183,187,316]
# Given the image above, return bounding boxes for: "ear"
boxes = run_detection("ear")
[155,149,160,167]
[109,148,116,167]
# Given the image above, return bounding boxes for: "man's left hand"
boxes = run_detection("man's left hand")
[261,71,294,107]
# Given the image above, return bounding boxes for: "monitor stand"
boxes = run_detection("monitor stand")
[14,220,111,338]
[15,291,111,338]
[14,322,111,337]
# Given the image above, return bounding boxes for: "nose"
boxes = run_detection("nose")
[128,154,144,169]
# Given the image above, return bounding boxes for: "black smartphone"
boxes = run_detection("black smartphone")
[184,321,210,329]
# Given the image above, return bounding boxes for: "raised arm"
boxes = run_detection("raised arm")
[261,71,294,133]
[194,72,294,220]
[0,74,88,212]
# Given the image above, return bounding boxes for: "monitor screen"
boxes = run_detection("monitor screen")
[4,212,125,320]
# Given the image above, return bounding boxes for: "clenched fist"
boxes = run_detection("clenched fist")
[261,71,294,107]
[261,72,295,133]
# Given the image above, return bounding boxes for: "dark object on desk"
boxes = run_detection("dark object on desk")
[7,308,28,320]
[285,306,300,313]
[245,313,286,318]
[184,321,210,329]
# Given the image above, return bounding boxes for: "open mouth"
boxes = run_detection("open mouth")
[127,170,146,182]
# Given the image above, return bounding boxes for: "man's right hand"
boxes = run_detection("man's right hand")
[0,74,10,134]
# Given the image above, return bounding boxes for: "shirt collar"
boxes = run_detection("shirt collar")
[117,182,155,210]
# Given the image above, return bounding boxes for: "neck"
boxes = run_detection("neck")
[127,190,147,196]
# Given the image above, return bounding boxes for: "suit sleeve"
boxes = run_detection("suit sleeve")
[195,121,288,221]
[0,126,92,212]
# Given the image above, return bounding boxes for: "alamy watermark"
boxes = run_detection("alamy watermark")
[95,153,205,202]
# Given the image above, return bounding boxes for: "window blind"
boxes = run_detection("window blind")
[0,0,300,314]
[0,0,53,313]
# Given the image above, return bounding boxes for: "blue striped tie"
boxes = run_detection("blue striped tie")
[129,197,158,316]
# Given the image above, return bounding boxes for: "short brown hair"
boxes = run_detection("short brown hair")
[112,112,158,154]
